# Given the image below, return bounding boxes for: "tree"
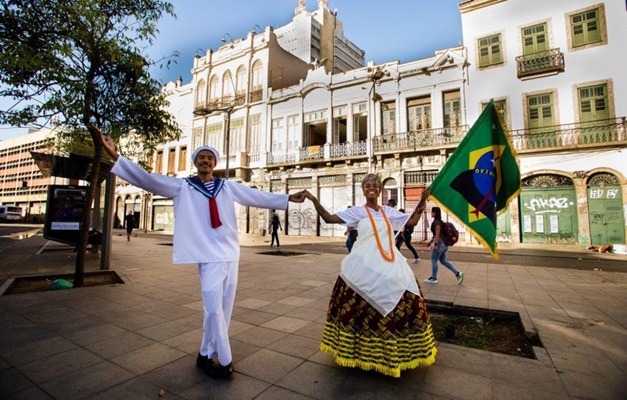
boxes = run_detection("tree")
[0,0,181,286]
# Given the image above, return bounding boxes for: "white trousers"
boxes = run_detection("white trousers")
[198,261,238,366]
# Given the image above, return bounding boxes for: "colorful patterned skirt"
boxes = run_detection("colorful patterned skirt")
[320,277,437,378]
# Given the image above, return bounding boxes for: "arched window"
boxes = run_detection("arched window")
[222,71,234,104]
[235,66,246,105]
[250,61,263,102]
[196,79,206,108]
[209,75,219,105]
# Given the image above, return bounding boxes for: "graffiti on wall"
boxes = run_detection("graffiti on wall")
[589,188,619,200]
[288,208,316,229]
[154,210,174,226]
[589,211,606,225]
[524,197,574,213]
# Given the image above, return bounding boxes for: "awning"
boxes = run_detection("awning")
[30,152,113,184]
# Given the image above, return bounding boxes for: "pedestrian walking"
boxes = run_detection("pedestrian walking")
[124,211,135,241]
[99,129,306,379]
[395,208,420,263]
[425,206,463,285]
[344,206,358,253]
[303,175,435,378]
[269,209,282,249]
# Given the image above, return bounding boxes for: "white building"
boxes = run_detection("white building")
[460,0,627,245]
[262,48,469,239]
[275,0,365,74]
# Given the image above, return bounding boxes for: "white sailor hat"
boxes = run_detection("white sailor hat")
[191,146,220,165]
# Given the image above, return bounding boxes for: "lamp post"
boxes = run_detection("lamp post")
[366,66,388,173]
[193,104,235,179]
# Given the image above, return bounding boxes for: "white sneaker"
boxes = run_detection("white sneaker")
[424,277,438,284]
[413,258,420,264]
[457,271,464,285]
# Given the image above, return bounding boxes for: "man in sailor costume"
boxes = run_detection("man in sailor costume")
[100,131,306,378]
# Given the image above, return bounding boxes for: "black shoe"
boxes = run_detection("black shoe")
[196,353,213,370]
[205,362,234,379]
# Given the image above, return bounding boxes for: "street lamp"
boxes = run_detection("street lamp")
[193,104,235,179]
[366,66,389,173]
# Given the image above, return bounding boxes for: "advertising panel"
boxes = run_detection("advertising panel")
[44,185,87,245]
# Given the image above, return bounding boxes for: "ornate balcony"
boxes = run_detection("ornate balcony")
[329,141,367,158]
[299,145,324,161]
[373,126,468,153]
[249,89,262,103]
[516,48,564,79]
[509,117,627,153]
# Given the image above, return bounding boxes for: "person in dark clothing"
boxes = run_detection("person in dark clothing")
[269,209,282,249]
[125,212,136,241]
[344,206,358,253]
[395,209,420,263]
[425,207,463,285]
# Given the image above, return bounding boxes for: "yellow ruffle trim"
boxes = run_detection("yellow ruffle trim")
[320,342,437,378]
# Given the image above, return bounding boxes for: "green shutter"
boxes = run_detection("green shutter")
[571,9,601,47]
[478,34,502,67]
[522,24,548,55]
[527,93,554,129]
[578,84,608,122]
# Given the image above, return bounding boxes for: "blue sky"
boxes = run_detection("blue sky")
[0,0,463,140]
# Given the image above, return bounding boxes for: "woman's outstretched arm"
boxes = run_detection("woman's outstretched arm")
[406,188,430,227]
[304,190,344,224]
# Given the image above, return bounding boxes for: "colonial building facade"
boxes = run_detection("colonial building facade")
[460,0,627,246]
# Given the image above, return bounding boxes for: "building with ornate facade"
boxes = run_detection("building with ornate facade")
[460,0,627,245]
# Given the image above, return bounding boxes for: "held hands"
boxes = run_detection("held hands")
[288,190,307,203]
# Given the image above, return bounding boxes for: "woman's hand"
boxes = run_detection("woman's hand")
[288,190,307,203]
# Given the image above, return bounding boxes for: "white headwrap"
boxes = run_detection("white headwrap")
[191,146,220,165]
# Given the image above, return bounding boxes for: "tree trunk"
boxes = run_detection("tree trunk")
[73,134,103,287]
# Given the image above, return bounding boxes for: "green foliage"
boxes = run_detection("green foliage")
[0,0,181,147]
[0,0,181,285]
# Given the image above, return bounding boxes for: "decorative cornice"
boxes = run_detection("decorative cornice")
[459,0,508,14]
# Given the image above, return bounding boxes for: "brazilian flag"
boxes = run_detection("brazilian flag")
[430,101,521,260]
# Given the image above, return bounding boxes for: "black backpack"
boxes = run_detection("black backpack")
[441,222,459,246]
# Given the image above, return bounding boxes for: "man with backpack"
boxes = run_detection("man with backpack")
[395,209,420,263]
[425,206,463,285]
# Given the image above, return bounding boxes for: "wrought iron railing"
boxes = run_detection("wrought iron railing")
[249,89,262,103]
[516,48,564,79]
[300,145,324,161]
[234,93,246,106]
[330,141,367,158]
[261,118,626,166]
[509,117,626,152]
[373,126,468,152]
[268,152,296,165]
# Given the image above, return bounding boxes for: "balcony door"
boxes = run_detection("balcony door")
[408,97,431,145]
[522,23,548,55]
[526,93,557,148]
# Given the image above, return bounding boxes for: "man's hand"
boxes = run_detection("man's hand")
[288,190,306,203]
[95,126,119,160]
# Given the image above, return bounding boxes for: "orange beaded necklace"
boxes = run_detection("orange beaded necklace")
[365,205,395,262]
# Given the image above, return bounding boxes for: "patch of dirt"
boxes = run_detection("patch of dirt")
[427,303,541,359]
[4,271,124,295]
[257,250,310,256]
